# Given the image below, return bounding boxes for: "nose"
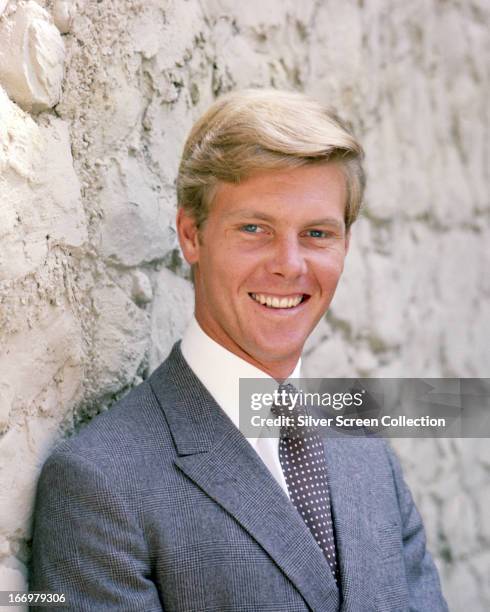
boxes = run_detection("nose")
[265,234,307,280]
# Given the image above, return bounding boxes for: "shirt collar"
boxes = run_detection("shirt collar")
[180,316,301,431]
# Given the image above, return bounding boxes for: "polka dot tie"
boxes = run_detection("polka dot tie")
[272,382,340,585]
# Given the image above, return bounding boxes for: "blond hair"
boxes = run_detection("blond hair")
[177,89,365,229]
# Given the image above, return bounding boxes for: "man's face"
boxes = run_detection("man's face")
[177,163,350,378]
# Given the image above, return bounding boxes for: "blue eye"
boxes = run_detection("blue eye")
[242,224,259,233]
[308,229,327,238]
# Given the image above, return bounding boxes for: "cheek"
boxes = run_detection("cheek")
[315,257,346,290]
[204,252,244,298]
[212,247,256,285]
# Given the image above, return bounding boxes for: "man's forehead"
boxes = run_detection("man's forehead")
[221,208,345,230]
[204,164,348,227]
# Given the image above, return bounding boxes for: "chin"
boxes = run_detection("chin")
[251,339,303,364]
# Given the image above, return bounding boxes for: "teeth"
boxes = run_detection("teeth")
[251,293,303,309]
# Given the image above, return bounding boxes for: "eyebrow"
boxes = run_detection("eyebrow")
[224,209,345,231]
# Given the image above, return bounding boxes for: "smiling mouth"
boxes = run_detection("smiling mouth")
[249,293,309,309]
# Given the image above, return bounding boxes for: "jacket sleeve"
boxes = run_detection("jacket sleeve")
[30,449,163,612]
[384,443,449,612]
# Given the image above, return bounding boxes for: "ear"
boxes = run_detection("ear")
[176,207,201,265]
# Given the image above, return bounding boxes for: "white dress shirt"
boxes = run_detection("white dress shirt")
[181,316,301,498]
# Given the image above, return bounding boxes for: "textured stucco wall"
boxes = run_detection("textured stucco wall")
[0,0,489,609]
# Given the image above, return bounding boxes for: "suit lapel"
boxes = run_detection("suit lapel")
[324,436,378,611]
[150,342,340,612]
[176,429,341,612]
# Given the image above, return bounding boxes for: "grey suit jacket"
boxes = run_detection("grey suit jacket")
[30,341,449,611]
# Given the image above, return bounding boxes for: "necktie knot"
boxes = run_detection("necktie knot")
[271,383,312,439]
[271,383,306,438]
[271,382,300,418]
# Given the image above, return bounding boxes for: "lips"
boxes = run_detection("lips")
[249,293,308,309]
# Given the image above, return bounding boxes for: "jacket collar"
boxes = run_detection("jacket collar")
[149,341,377,611]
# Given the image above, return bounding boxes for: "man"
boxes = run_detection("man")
[31,89,448,611]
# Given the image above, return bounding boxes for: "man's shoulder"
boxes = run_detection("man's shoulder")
[60,380,159,449]
[46,354,180,473]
